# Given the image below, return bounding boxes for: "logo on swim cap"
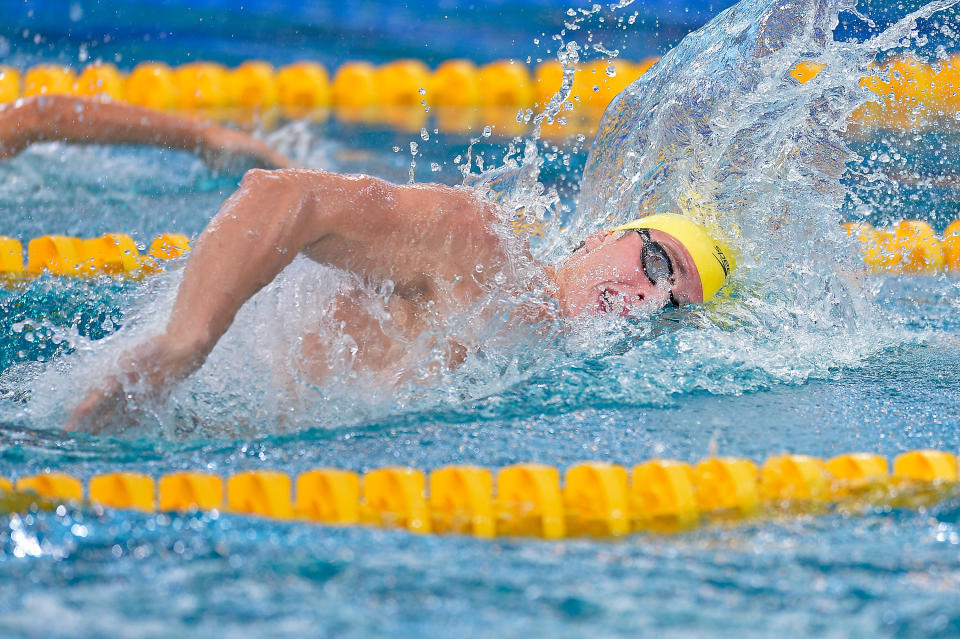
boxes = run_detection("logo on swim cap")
[610,213,735,301]
[712,245,730,277]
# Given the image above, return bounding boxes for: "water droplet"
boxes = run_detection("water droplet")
[420,128,429,141]
[430,162,441,172]
[475,264,484,273]
[482,126,492,137]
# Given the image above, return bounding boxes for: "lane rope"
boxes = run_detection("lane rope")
[2,450,959,538]
[0,56,956,136]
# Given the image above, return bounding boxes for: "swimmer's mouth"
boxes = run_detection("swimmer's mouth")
[598,287,630,316]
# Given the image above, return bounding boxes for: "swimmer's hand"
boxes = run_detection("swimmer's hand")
[201,125,296,172]
[67,335,201,434]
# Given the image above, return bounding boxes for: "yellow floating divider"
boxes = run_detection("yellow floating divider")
[275,62,330,110]
[893,450,957,482]
[760,454,829,502]
[790,61,826,84]
[148,233,190,260]
[0,233,189,279]
[847,219,960,275]
[229,61,278,109]
[496,463,565,538]
[0,66,21,103]
[430,60,481,108]
[0,477,11,492]
[693,457,760,516]
[361,467,431,533]
[429,465,495,537]
[2,56,959,134]
[331,61,378,110]
[825,452,889,498]
[630,459,699,531]
[227,470,293,518]
[17,472,83,502]
[563,462,630,537]
[89,472,155,512]
[173,62,228,111]
[480,60,534,109]
[374,59,431,107]
[26,235,85,276]
[944,220,960,272]
[0,237,23,275]
[4,449,960,539]
[81,233,140,275]
[125,62,176,110]
[75,63,125,101]
[295,468,359,524]
[22,65,76,97]
[158,472,224,512]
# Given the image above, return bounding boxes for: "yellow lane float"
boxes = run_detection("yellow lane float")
[125,62,176,110]
[75,63,125,101]
[845,220,960,274]
[2,55,958,135]
[0,233,189,279]
[0,66,20,103]
[22,64,76,97]
[5,449,960,539]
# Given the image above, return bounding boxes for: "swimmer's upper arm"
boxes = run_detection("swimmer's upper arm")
[298,170,501,283]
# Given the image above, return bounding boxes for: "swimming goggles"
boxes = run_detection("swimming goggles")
[572,228,679,307]
[627,228,678,307]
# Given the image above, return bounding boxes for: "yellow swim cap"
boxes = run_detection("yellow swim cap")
[611,213,735,301]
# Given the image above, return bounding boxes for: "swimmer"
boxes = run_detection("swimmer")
[0,97,733,432]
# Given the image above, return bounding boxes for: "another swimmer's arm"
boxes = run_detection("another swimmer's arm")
[0,95,294,168]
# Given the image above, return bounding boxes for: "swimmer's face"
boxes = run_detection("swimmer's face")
[552,228,704,317]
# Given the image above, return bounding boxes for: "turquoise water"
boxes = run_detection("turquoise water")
[3,0,960,636]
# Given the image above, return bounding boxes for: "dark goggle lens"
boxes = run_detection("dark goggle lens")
[641,239,673,285]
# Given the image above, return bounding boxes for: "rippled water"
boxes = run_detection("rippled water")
[2,0,960,636]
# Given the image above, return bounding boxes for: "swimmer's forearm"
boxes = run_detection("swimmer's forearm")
[0,96,294,168]
[160,169,343,374]
[8,95,210,152]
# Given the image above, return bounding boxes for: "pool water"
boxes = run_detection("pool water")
[3,0,960,637]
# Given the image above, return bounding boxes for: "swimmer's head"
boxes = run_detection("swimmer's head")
[551,213,735,317]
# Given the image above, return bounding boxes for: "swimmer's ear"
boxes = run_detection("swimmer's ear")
[573,231,608,254]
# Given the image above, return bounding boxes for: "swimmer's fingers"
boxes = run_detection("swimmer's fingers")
[66,379,125,435]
